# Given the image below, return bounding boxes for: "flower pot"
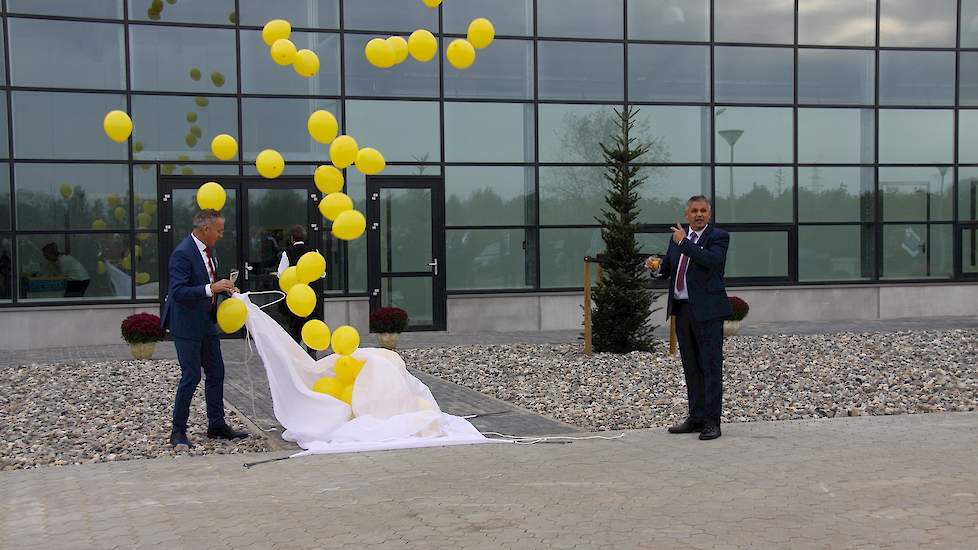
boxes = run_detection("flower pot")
[129,341,156,360]
[723,320,742,337]
[377,333,400,350]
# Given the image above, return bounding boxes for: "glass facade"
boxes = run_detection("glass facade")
[2,0,978,308]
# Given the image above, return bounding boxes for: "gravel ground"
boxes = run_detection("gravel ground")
[0,359,269,471]
[403,329,978,432]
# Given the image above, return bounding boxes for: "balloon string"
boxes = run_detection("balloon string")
[229,290,287,433]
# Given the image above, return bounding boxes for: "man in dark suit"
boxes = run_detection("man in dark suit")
[161,209,248,450]
[647,196,732,440]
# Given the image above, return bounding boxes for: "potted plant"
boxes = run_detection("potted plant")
[121,312,165,359]
[370,307,408,350]
[725,296,749,336]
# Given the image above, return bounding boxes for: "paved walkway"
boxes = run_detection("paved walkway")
[2,412,976,549]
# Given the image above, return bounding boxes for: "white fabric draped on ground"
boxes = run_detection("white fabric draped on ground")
[239,293,500,455]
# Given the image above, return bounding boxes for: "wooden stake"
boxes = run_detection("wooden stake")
[669,315,677,356]
[583,259,592,356]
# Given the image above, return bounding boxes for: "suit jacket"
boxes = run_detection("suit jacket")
[161,236,218,339]
[654,225,733,322]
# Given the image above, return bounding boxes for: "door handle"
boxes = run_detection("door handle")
[244,262,253,280]
[428,258,438,276]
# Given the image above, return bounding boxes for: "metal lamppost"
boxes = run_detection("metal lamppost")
[718,129,744,220]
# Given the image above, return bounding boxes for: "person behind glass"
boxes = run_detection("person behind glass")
[40,242,90,298]
[645,195,732,440]
[277,225,323,359]
[161,209,248,450]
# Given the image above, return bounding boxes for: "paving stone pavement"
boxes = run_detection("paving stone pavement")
[2,412,976,549]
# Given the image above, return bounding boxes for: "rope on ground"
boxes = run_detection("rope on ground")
[479,432,626,445]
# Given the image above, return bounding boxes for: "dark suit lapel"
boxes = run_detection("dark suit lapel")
[184,236,209,284]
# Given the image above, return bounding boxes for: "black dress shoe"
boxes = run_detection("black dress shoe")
[667,417,704,434]
[170,431,193,450]
[699,422,722,440]
[207,424,249,440]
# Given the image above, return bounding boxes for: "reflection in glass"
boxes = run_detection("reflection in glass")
[242,98,339,162]
[798,49,875,105]
[879,167,954,222]
[798,167,875,223]
[798,0,875,46]
[13,92,127,160]
[959,111,978,163]
[135,233,160,298]
[443,39,533,100]
[9,19,124,89]
[445,166,534,226]
[628,0,709,41]
[15,164,130,231]
[714,107,793,164]
[345,100,439,162]
[878,110,953,165]
[714,167,793,223]
[958,168,978,221]
[382,277,433,326]
[0,166,9,231]
[240,31,340,95]
[380,188,432,273]
[636,232,672,257]
[714,0,793,44]
[343,0,437,32]
[0,236,10,301]
[638,167,711,224]
[169,188,239,285]
[539,166,604,225]
[344,34,437,97]
[444,103,534,162]
[628,44,709,103]
[18,233,132,301]
[128,0,234,24]
[133,167,159,232]
[242,163,316,177]
[962,228,978,274]
[538,42,624,101]
[239,0,339,28]
[538,104,617,163]
[319,230,345,294]
[444,0,533,35]
[634,106,710,164]
[963,0,978,48]
[447,229,532,290]
[798,108,874,164]
[537,0,623,38]
[880,0,957,47]
[0,100,7,158]
[714,46,793,104]
[960,53,978,107]
[799,226,874,281]
[882,223,952,279]
[726,232,789,278]
[540,228,601,288]
[879,51,954,106]
[8,0,122,18]
[133,95,237,162]
[130,26,237,93]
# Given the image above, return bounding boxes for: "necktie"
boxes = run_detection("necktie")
[205,247,218,314]
[675,232,698,293]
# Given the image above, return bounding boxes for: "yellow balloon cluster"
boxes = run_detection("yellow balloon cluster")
[309,327,364,406]
[197,181,227,211]
[217,297,248,333]
[446,19,494,70]
[364,35,413,69]
[263,19,320,78]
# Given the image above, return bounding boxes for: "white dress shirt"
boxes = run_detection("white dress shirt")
[191,232,215,298]
[674,225,706,300]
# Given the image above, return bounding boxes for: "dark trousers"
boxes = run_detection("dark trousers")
[674,300,724,423]
[64,279,90,297]
[172,335,226,433]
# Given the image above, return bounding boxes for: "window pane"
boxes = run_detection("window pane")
[962,228,978,274]
[443,39,533,100]
[444,0,533,35]
[241,98,339,162]
[133,167,159,232]
[714,107,793,164]
[636,232,672,256]
[8,0,122,18]
[879,167,953,221]
[382,277,433,325]
[537,0,623,38]
[539,104,617,163]
[15,163,130,231]
[241,30,340,95]
[13,92,127,160]
[959,168,978,221]
[726,232,788,278]
[714,0,793,44]
[540,228,600,288]
[798,0,875,46]
[133,95,238,162]
[18,233,132,301]
[798,108,875,164]
[879,51,954,106]
[0,236,10,301]
[638,166,711,224]
[628,0,709,41]
[880,0,957,47]
[715,166,793,223]
[135,233,159,298]
[128,0,234,24]
[345,100,439,162]
[881,223,952,279]
[130,26,237,93]
[878,110,953,165]
[0,166,10,230]
[798,49,875,105]
[538,42,623,101]
[445,166,534,226]
[447,229,533,290]
[635,106,710,163]
[628,44,709,103]
[0,100,8,158]
[799,225,874,281]
[343,0,436,32]
[960,111,978,163]
[0,25,6,85]
[962,0,978,48]
[714,46,793,104]
[444,103,534,162]
[959,53,978,107]
[239,0,339,28]
[161,163,237,177]
[9,19,124,89]
[798,167,875,222]
[539,166,603,225]
[344,34,438,98]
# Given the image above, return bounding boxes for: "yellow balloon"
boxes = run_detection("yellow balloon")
[332,210,367,241]
[408,29,438,62]
[197,181,227,211]
[137,212,152,228]
[335,355,365,385]
[340,383,354,405]
[467,18,495,49]
[365,38,395,68]
[270,38,298,65]
[134,244,143,259]
[113,206,127,222]
[331,325,360,356]
[121,254,132,270]
[97,261,107,275]
[354,147,386,175]
[211,134,238,161]
[217,297,248,333]
[103,110,133,143]
[293,49,320,77]
[279,265,299,293]
[107,193,122,208]
[262,19,291,46]
[314,165,344,194]
[141,200,157,215]
[329,135,359,169]
[307,110,338,144]
[286,283,316,318]
[59,184,73,199]
[446,39,476,70]
[421,0,442,7]
[256,149,285,179]
[137,233,151,241]
[301,320,331,351]
[311,376,344,399]
[319,192,353,222]
[296,251,326,283]
[91,218,107,230]
[135,272,151,284]
[387,36,409,65]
